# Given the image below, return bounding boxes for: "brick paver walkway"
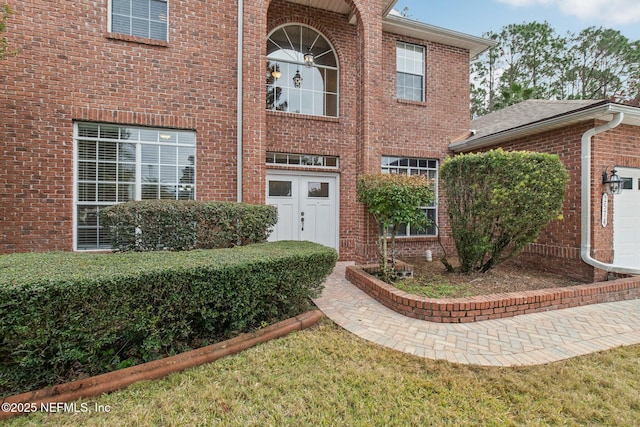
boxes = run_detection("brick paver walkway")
[313,262,640,366]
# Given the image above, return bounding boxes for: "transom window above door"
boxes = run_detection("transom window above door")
[266,24,339,117]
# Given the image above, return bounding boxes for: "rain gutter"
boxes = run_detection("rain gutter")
[580,112,640,274]
[237,0,243,202]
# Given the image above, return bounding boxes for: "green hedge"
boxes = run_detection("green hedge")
[100,200,278,251]
[440,149,568,273]
[0,241,337,396]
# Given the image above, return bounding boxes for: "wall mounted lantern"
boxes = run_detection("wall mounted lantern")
[293,69,303,88]
[602,168,624,195]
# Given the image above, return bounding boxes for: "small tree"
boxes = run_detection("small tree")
[440,149,568,273]
[357,174,434,281]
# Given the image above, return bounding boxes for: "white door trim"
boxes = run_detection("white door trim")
[266,170,340,252]
[613,167,640,268]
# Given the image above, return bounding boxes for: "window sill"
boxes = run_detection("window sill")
[396,99,427,107]
[267,110,340,123]
[106,32,169,47]
[393,235,438,240]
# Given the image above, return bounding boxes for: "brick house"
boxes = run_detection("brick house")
[451,100,640,282]
[1,0,493,261]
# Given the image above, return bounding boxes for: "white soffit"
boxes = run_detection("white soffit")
[283,1,493,57]
[284,0,352,15]
[284,1,397,20]
[382,15,494,58]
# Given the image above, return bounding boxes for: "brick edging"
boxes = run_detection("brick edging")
[0,310,323,420]
[346,265,640,323]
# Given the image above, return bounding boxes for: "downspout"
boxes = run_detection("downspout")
[236,0,243,203]
[581,111,640,275]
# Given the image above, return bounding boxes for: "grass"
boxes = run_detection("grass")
[394,275,473,298]
[7,319,640,426]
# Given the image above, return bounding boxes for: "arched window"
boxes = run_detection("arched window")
[266,24,338,117]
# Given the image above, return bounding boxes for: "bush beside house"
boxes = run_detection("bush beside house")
[100,200,277,251]
[356,174,435,281]
[0,241,337,396]
[440,149,568,273]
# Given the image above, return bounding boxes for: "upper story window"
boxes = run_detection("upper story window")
[267,24,339,117]
[396,42,424,102]
[110,0,168,41]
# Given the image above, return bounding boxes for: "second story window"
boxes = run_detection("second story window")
[110,0,168,41]
[267,24,339,117]
[396,42,424,102]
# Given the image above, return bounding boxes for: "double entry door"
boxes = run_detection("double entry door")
[266,171,338,251]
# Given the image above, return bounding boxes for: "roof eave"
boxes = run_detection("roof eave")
[450,103,640,153]
[382,0,399,18]
[382,14,495,58]
[449,103,640,153]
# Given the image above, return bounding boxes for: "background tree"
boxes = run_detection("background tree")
[440,150,568,274]
[357,174,434,281]
[0,3,13,60]
[566,27,640,100]
[472,21,640,115]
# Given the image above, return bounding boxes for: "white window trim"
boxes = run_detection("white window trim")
[73,122,196,251]
[396,41,425,102]
[266,152,339,169]
[266,23,340,118]
[107,0,169,42]
[381,156,438,237]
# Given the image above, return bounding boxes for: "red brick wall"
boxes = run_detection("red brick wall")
[258,0,472,261]
[486,121,640,282]
[1,0,240,252]
[1,0,473,260]
[371,33,470,262]
[347,264,640,323]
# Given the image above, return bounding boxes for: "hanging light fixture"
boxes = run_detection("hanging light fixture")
[293,69,302,88]
[602,168,624,195]
[303,48,315,67]
[270,64,281,80]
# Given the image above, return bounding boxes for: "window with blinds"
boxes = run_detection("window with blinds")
[396,42,425,102]
[110,0,168,41]
[75,123,196,250]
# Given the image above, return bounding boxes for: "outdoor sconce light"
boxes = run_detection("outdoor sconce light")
[270,64,281,80]
[293,69,303,88]
[303,48,315,67]
[602,168,624,195]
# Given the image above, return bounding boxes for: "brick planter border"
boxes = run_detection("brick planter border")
[0,310,323,421]
[346,264,640,323]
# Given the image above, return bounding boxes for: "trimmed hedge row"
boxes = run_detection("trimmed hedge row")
[100,200,278,251]
[0,241,337,396]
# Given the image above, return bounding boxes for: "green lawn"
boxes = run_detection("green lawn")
[7,319,640,426]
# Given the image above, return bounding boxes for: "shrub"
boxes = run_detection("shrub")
[100,200,277,251]
[440,149,568,273]
[357,174,434,280]
[0,241,337,396]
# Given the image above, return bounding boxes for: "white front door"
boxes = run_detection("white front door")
[614,167,640,267]
[266,172,339,250]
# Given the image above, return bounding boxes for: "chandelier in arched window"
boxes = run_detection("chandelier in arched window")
[266,24,339,117]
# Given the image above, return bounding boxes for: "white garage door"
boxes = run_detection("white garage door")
[614,167,640,267]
